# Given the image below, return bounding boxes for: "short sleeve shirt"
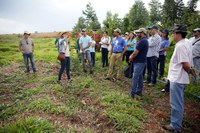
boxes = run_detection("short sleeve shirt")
[167,39,193,84]
[159,39,170,55]
[19,38,34,54]
[134,37,149,63]
[126,38,137,51]
[79,35,92,53]
[112,37,126,53]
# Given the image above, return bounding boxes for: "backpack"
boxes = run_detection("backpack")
[124,63,133,78]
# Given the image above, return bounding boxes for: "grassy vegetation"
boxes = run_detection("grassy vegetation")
[0,35,199,132]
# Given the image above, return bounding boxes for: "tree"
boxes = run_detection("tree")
[175,0,185,23]
[162,0,177,28]
[102,11,122,35]
[128,0,149,30]
[82,2,101,30]
[149,0,162,25]
[73,17,87,32]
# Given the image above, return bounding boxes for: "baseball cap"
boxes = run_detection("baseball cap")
[82,29,87,32]
[125,32,129,35]
[193,28,200,32]
[172,25,188,33]
[162,29,169,34]
[150,26,158,30]
[114,28,121,33]
[134,28,147,35]
[24,31,30,35]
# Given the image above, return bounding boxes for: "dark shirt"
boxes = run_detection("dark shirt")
[134,37,149,63]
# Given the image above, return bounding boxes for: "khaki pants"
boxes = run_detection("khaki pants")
[107,53,122,79]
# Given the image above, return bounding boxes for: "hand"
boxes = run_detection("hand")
[129,55,134,62]
[190,68,196,76]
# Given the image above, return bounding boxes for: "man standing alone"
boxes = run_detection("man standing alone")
[19,31,36,73]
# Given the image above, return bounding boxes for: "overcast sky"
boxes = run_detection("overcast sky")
[0,0,199,34]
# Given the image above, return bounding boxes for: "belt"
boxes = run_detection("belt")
[113,52,122,53]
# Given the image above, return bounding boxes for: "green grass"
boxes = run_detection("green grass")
[0,117,54,132]
[0,35,199,132]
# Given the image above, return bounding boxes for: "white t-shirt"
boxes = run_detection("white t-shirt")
[167,39,193,84]
[90,40,96,52]
[65,43,70,57]
[100,37,110,49]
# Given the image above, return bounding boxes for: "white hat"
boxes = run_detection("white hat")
[24,31,30,35]
[134,28,147,35]
[114,28,121,33]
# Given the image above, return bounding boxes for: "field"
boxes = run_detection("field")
[0,35,200,132]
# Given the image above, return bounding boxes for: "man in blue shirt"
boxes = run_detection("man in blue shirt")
[79,29,93,74]
[106,28,127,80]
[129,28,149,98]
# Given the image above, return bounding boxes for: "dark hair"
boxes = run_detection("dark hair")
[176,32,187,38]
[128,32,134,41]
[104,31,108,34]
[163,33,169,40]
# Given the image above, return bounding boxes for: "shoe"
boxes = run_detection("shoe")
[57,80,61,84]
[105,77,111,80]
[135,92,142,96]
[161,89,166,92]
[90,70,93,74]
[148,83,155,87]
[162,125,182,132]
[83,70,87,73]
[143,80,147,83]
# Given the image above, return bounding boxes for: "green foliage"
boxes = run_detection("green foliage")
[128,0,149,30]
[0,117,53,132]
[101,92,147,132]
[149,0,162,24]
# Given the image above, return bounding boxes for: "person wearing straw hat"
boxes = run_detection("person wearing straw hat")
[19,31,36,73]
[163,25,196,132]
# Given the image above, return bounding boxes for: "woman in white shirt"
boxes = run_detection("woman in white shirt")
[90,36,96,67]
[99,31,110,67]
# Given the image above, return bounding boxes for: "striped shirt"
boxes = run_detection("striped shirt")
[147,33,162,57]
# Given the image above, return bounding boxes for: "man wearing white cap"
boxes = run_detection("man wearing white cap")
[19,31,36,73]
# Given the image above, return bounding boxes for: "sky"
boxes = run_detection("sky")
[0,0,199,34]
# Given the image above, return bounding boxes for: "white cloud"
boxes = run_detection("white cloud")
[0,18,38,34]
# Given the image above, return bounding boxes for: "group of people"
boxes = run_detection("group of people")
[19,25,200,132]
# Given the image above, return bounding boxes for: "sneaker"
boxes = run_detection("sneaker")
[83,70,87,73]
[161,89,166,92]
[135,92,142,96]
[148,83,155,87]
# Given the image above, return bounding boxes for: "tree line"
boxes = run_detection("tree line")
[73,0,199,35]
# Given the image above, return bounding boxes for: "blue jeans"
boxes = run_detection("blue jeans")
[147,56,158,84]
[90,52,95,67]
[58,57,70,80]
[130,63,146,97]
[193,57,200,84]
[23,53,36,73]
[101,48,108,67]
[170,81,185,131]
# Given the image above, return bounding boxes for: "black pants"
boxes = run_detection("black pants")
[126,51,134,65]
[91,52,95,67]
[157,55,166,77]
[101,48,108,67]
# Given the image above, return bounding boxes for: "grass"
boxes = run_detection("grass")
[0,35,199,132]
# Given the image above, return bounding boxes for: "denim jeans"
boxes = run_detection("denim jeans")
[90,52,95,67]
[157,55,166,77]
[23,53,36,73]
[147,56,158,84]
[58,57,70,80]
[130,63,146,97]
[193,57,200,84]
[170,81,185,131]
[101,48,108,67]
[81,51,93,72]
